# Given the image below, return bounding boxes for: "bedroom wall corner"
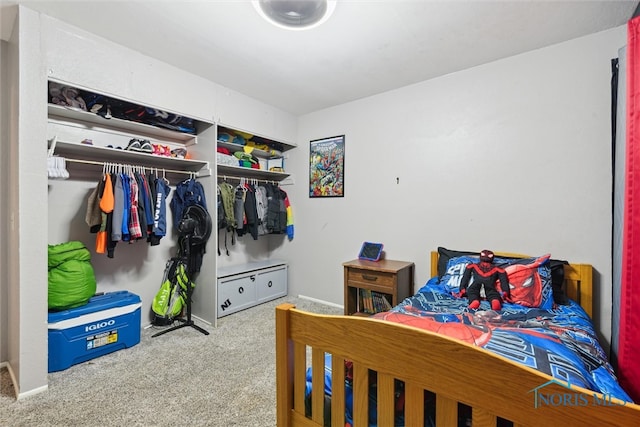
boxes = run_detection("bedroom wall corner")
[0,33,8,368]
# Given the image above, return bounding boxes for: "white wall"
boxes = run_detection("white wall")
[281,26,626,348]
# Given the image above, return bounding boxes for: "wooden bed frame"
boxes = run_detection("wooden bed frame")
[275,251,640,426]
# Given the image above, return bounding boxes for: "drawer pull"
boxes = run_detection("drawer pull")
[238,286,244,294]
[362,274,378,281]
[268,281,273,288]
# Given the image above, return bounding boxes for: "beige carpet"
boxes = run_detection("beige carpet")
[0,296,342,427]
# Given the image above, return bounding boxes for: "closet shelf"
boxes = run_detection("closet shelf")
[52,140,210,174]
[217,141,282,159]
[217,164,290,181]
[48,104,211,144]
[217,125,296,152]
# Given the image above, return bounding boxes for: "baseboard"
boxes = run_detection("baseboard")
[17,383,48,400]
[191,314,212,326]
[297,294,343,309]
[1,361,49,400]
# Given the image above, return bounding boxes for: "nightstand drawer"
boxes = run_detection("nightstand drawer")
[347,268,394,287]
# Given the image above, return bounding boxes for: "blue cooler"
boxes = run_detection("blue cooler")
[48,291,142,373]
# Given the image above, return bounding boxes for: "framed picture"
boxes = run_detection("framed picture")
[309,135,345,197]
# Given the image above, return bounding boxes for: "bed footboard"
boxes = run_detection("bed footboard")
[275,304,639,427]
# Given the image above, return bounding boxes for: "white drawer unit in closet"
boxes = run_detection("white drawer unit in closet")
[216,260,288,318]
[256,266,288,303]
[217,274,258,317]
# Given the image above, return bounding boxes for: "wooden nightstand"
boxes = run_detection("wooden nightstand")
[343,259,415,316]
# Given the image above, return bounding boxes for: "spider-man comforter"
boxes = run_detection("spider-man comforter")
[306,278,631,427]
[374,278,631,401]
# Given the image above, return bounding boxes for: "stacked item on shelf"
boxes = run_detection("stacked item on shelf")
[217,126,285,171]
[217,146,240,167]
[48,81,197,134]
[217,130,250,146]
[233,151,260,169]
[121,138,188,159]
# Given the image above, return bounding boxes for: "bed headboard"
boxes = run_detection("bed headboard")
[429,251,594,318]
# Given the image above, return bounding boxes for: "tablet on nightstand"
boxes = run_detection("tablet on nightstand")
[358,242,384,262]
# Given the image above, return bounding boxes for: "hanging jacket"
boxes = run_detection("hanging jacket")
[100,173,115,214]
[139,173,154,235]
[121,173,131,242]
[106,173,118,258]
[151,177,171,246]
[147,172,159,244]
[265,183,287,234]
[134,173,148,240]
[170,178,207,229]
[234,185,246,237]
[96,174,114,254]
[128,173,142,240]
[281,188,294,241]
[85,180,103,228]
[217,182,236,256]
[256,185,269,236]
[243,184,259,240]
[112,174,125,242]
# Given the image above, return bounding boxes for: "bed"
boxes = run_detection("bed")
[275,249,640,426]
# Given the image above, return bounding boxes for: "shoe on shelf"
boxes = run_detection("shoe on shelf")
[171,148,187,159]
[126,138,143,152]
[139,140,153,153]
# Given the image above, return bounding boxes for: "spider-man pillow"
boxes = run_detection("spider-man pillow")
[439,254,554,309]
[503,254,553,309]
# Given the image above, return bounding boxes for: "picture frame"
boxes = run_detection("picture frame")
[309,135,345,198]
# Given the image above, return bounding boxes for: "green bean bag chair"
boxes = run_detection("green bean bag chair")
[48,241,97,310]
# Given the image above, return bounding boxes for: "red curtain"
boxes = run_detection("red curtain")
[619,15,640,402]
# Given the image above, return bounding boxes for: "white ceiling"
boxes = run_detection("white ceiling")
[2,0,638,115]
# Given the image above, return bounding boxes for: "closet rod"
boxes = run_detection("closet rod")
[63,157,198,176]
[218,174,282,184]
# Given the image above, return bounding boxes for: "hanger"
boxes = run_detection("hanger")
[236,177,248,192]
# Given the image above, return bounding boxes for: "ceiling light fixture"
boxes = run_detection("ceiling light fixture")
[253,0,337,31]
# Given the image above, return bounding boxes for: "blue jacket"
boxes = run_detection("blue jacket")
[170,178,207,229]
[153,178,171,237]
